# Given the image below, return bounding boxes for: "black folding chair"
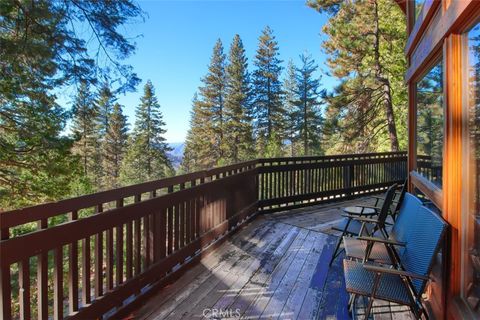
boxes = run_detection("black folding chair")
[329,184,397,266]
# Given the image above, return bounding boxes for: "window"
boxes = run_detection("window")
[462,21,480,316]
[414,0,426,22]
[416,61,444,187]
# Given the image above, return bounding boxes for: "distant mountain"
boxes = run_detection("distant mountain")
[168,142,184,169]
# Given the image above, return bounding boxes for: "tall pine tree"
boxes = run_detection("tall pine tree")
[93,81,117,188]
[181,94,216,172]
[252,26,285,157]
[0,1,142,209]
[103,103,129,189]
[294,53,324,156]
[120,81,173,184]
[71,81,97,179]
[224,35,255,163]
[182,40,228,170]
[308,0,407,153]
[200,39,228,164]
[283,60,300,156]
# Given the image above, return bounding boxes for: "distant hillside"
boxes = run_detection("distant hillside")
[168,142,185,169]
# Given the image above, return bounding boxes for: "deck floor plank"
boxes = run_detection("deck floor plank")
[179,222,293,319]
[139,219,271,320]
[167,220,288,319]
[259,231,318,319]
[129,198,414,320]
[210,227,301,317]
[278,232,328,319]
[232,228,309,319]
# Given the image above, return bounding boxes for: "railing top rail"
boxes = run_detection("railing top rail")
[0,152,409,230]
[258,151,407,163]
[0,159,258,230]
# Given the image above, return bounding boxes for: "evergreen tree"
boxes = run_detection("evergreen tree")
[252,26,285,156]
[0,1,141,209]
[199,39,228,164]
[120,81,174,185]
[283,60,300,156]
[181,94,216,172]
[96,82,116,138]
[224,35,255,163]
[308,0,407,153]
[294,53,324,155]
[93,82,116,188]
[103,103,129,189]
[71,81,97,179]
[182,40,229,170]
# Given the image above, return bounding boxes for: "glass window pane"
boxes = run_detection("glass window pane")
[414,0,426,22]
[462,21,480,316]
[416,61,444,187]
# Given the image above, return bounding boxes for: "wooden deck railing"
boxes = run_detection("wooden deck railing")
[258,152,408,212]
[0,152,407,320]
[417,154,442,185]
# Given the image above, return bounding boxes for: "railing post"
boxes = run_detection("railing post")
[344,164,354,196]
[0,227,11,320]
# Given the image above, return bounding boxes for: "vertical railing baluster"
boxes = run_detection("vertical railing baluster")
[134,194,141,276]
[37,219,48,320]
[0,227,11,320]
[82,233,91,306]
[167,186,174,255]
[126,216,133,280]
[19,258,30,320]
[68,210,79,313]
[94,204,103,298]
[116,199,124,286]
[53,246,63,320]
[106,206,114,291]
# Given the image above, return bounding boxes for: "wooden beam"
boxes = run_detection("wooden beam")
[443,33,463,301]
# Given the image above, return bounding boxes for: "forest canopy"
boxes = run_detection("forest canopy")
[0,0,408,210]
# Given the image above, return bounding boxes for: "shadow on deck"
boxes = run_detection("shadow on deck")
[127,198,413,320]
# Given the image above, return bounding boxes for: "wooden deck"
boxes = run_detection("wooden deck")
[127,198,413,320]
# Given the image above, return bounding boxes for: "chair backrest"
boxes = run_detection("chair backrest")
[390,179,408,217]
[391,193,423,243]
[376,184,398,228]
[399,206,448,296]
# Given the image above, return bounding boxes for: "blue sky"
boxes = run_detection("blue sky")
[67,0,336,143]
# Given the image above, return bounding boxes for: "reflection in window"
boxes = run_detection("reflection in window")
[463,22,480,316]
[416,62,443,187]
[414,0,425,22]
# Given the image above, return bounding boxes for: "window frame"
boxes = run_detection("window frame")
[460,19,480,318]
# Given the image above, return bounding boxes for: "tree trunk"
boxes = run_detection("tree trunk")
[373,0,399,152]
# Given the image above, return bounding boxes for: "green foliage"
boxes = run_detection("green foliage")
[120,81,174,185]
[0,0,142,209]
[252,26,285,156]
[182,94,216,172]
[71,81,97,186]
[223,35,256,163]
[283,60,301,157]
[416,63,444,166]
[0,91,78,209]
[294,53,324,156]
[182,40,230,171]
[309,0,407,154]
[103,103,129,189]
[92,82,117,188]
[201,39,228,163]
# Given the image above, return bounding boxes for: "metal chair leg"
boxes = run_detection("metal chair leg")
[364,272,382,319]
[364,297,375,320]
[329,236,343,266]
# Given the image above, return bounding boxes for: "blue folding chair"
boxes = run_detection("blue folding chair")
[343,205,448,319]
[343,193,423,265]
